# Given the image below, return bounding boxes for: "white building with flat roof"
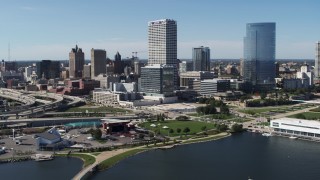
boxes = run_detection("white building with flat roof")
[270,118,320,140]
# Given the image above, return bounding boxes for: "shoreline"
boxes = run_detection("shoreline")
[95,132,230,172]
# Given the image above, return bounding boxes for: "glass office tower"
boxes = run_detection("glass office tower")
[193,46,210,71]
[243,22,276,91]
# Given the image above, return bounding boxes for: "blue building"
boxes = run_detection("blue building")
[243,22,276,91]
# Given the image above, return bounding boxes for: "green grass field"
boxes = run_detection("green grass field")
[65,106,129,113]
[97,149,145,170]
[56,153,95,167]
[288,112,320,120]
[140,120,215,136]
[310,107,320,112]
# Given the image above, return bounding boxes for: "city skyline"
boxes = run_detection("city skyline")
[0,0,319,60]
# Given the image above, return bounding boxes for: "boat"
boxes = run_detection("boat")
[31,154,54,161]
[289,136,297,140]
[262,133,272,137]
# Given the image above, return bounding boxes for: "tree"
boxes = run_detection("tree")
[183,127,190,136]
[160,114,165,121]
[231,124,243,133]
[196,106,204,114]
[260,92,267,100]
[91,129,102,140]
[220,105,229,114]
[216,124,228,132]
[176,128,181,134]
[176,115,189,121]
[201,126,207,131]
[169,129,174,134]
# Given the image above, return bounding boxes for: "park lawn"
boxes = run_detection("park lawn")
[238,106,289,115]
[140,120,215,136]
[65,106,129,113]
[310,107,320,112]
[97,148,145,170]
[211,114,235,120]
[91,152,101,156]
[288,112,320,120]
[56,153,95,167]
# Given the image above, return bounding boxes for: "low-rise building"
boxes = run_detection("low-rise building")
[270,118,320,140]
[200,79,230,97]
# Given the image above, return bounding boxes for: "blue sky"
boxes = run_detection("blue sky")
[0,0,319,60]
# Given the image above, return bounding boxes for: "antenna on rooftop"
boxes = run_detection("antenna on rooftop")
[8,42,11,61]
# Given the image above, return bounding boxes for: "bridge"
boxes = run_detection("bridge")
[0,88,84,119]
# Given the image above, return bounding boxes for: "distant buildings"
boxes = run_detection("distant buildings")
[113,52,123,75]
[91,48,106,77]
[179,71,215,89]
[315,41,320,79]
[243,22,276,91]
[83,64,91,79]
[193,46,210,71]
[179,60,193,73]
[36,60,60,79]
[69,45,85,78]
[296,63,313,86]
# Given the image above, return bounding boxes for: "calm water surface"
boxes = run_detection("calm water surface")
[92,132,320,180]
[0,157,82,180]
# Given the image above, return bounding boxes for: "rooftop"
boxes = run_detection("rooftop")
[271,118,320,127]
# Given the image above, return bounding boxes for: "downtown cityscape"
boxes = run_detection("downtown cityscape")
[1,1,320,180]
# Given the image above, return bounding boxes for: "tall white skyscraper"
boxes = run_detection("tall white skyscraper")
[147,19,178,89]
[315,41,320,79]
[148,19,177,65]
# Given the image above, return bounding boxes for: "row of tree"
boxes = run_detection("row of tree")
[196,99,230,115]
[245,98,296,107]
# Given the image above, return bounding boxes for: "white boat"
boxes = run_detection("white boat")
[289,136,297,140]
[31,154,54,161]
[262,133,272,137]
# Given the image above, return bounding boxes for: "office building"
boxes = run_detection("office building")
[193,46,210,71]
[140,64,174,97]
[296,63,313,87]
[134,61,141,75]
[243,22,276,91]
[91,48,106,77]
[148,19,178,88]
[69,45,85,78]
[200,79,230,97]
[179,61,193,73]
[148,19,177,65]
[315,41,320,79]
[83,64,91,79]
[270,118,320,140]
[36,60,60,79]
[114,52,123,75]
[4,61,17,72]
[179,71,215,88]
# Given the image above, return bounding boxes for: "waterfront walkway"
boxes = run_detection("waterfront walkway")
[72,132,229,180]
[72,147,140,180]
